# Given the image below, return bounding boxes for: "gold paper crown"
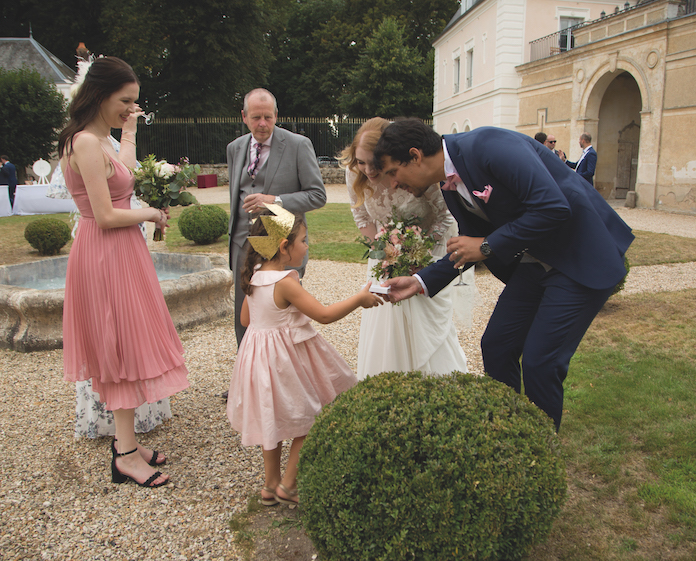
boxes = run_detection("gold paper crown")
[248,203,296,259]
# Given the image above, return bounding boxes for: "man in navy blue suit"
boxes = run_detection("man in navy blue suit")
[0,155,18,206]
[374,119,633,430]
[563,132,597,186]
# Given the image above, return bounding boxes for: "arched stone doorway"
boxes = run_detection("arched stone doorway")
[596,72,642,199]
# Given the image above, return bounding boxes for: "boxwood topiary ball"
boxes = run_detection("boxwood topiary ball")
[612,255,631,296]
[24,217,72,256]
[178,204,228,245]
[298,371,567,561]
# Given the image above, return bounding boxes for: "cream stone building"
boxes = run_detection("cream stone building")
[434,0,696,212]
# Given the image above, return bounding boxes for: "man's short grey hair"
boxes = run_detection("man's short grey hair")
[580,132,592,143]
[243,88,278,114]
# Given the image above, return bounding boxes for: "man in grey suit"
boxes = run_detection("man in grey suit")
[227,88,326,347]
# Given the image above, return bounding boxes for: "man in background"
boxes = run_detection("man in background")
[0,155,18,206]
[563,133,597,186]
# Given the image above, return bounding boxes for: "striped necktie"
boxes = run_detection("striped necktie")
[247,142,263,179]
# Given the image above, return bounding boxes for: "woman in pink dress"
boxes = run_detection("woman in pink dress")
[59,57,189,488]
[227,204,381,507]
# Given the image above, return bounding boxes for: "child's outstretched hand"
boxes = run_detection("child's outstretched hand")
[358,282,384,309]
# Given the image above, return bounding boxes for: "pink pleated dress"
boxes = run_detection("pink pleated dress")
[227,269,357,450]
[62,145,189,411]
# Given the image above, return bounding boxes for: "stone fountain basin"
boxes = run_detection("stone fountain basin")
[0,253,233,352]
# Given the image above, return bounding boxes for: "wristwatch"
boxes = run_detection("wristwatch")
[274,196,283,207]
[480,239,493,257]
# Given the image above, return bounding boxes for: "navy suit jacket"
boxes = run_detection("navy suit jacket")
[0,161,17,189]
[565,146,597,186]
[418,128,633,296]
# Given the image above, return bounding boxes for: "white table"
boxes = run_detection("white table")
[12,185,77,215]
[0,185,11,217]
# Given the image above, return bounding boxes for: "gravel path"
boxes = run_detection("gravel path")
[1,187,694,560]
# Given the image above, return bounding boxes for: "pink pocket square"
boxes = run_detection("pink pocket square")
[472,185,492,203]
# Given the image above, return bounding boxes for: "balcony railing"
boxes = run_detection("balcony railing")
[528,0,695,62]
[529,23,585,62]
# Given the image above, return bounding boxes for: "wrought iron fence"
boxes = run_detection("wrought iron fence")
[118,117,432,165]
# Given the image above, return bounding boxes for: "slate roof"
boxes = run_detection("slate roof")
[0,36,75,85]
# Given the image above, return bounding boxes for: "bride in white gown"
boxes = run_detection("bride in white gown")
[341,118,474,380]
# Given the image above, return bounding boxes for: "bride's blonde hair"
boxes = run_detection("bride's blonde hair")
[339,117,390,208]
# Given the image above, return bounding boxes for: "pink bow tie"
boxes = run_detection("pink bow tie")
[442,173,461,191]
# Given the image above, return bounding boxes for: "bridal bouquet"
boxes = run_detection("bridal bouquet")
[133,155,200,240]
[358,210,436,280]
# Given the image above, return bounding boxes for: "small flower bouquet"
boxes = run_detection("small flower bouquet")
[358,209,437,280]
[133,155,200,240]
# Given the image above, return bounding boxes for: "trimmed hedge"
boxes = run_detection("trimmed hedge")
[298,371,567,561]
[178,204,228,245]
[612,255,631,296]
[24,218,71,255]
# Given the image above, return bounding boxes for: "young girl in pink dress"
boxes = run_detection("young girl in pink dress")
[227,204,381,507]
[59,57,189,488]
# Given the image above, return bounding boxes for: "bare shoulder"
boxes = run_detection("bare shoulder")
[71,131,102,155]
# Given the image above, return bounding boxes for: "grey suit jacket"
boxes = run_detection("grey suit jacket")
[227,126,326,245]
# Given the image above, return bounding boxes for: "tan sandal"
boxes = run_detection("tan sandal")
[260,486,279,506]
[274,483,299,509]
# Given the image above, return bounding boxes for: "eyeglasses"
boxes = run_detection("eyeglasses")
[548,140,556,144]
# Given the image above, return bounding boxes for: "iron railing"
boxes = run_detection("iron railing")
[119,117,432,165]
[528,0,685,62]
[529,21,586,62]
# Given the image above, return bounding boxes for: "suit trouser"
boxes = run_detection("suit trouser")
[231,240,306,349]
[481,262,614,430]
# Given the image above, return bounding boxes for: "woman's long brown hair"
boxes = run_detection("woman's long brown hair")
[58,57,139,157]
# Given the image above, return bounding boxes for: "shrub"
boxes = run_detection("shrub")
[178,204,228,245]
[298,371,567,561]
[612,255,631,296]
[24,218,71,255]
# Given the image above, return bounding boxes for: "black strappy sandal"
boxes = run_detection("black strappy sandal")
[112,438,166,466]
[111,444,168,488]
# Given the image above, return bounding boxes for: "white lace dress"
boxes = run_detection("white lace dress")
[347,169,474,380]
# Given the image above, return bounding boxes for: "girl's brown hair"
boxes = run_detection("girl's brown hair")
[240,211,306,295]
[338,117,390,208]
[58,57,140,157]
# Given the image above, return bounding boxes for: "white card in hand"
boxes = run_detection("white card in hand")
[369,284,391,294]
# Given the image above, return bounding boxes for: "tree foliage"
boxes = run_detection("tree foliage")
[3,0,291,117]
[0,67,66,176]
[341,18,433,119]
[100,0,292,117]
[3,0,458,118]
[267,0,459,117]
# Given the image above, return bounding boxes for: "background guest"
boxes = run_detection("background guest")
[0,155,18,206]
[563,132,597,186]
